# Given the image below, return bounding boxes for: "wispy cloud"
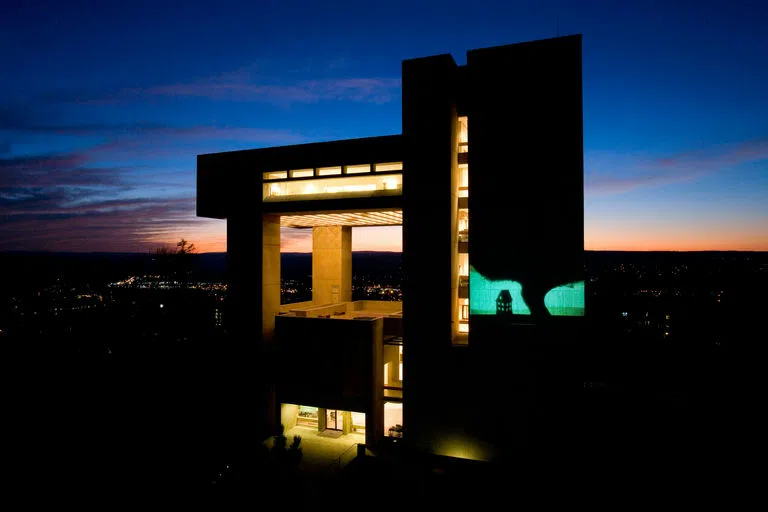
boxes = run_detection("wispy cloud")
[586,138,768,196]
[42,66,401,106]
[134,76,401,105]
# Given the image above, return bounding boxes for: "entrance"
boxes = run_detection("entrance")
[326,409,343,431]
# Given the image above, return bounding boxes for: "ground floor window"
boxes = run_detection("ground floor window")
[351,411,366,434]
[297,405,318,428]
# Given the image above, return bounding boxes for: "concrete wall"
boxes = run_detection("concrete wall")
[312,226,352,305]
[402,53,459,454]
[262,214,281,344]
[349,301,403,314]
[383,344,403,388]
[280,403,299,430]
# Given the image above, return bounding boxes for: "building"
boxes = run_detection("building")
[197,35,584,461]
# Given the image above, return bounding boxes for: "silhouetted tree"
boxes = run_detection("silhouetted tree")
[151,239,197,286]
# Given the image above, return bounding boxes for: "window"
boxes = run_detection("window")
[458,164,469,197]
[458,116,468,153]
[263,174,403,202]
[345,164,370,174]
[399,345,403,381]
[375,162,403,172]
[317,166,342,176]
[289,168,314,178]
[263,171,287,180]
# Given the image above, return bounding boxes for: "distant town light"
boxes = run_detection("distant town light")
[160,304,164,308]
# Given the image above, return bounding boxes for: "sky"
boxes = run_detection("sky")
[1,0,766,253]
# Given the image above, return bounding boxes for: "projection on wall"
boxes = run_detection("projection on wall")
[470,265,584,318]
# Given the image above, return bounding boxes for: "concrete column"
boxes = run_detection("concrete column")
[262,214,281,344]
[312,226,352,305]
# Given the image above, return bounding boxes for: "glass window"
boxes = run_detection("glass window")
[289,168,314,178]
[296,405,318,427]
[384,402,403,438]
[375,162,403,172]
[458,116,469,153]
[317,166,342,176]
[345,164,370,174]
[263,173,402,202]
[264,171,287,180]
[459,164,469,197]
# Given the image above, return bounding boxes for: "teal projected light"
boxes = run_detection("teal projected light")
[544,281,585,316]
[469,266,531,315]
[469,265,584,317]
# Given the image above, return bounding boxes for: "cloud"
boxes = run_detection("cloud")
[0,192,203,252]
[138,76,401,105]
[35,66,401,106]
[586,138,768,196]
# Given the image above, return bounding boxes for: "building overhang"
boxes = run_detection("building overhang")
[197,134,403,220]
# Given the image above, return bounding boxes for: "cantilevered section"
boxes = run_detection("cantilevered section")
[197,134,403,219]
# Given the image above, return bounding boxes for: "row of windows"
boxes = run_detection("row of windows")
[264,162,402,181]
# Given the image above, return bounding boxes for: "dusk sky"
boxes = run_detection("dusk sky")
[1,0,766,253]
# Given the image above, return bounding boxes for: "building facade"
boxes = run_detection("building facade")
[197,35,584,461]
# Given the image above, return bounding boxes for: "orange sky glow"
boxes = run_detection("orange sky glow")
[182,222,767,254]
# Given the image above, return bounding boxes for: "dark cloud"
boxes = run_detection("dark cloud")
[0,194,200,252]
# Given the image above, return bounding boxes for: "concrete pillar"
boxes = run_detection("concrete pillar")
[312,226,352,305]
[262,214,281,345]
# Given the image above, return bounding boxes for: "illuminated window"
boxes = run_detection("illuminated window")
[458,209,469,241]
[458,116,468,153]
[459,164,469,197]
[296,405,318,427]
[384,362,390,386]
[289,168,314,178]
[398,345,403,381]
[384,402,403,438]
[458,253,469,276]
[317,166,342,176]
[263,173,402,202]
[351,411,366,433]
[263,171,287,180]
[458,322,469,333]
[375,162,403,172]
[345,164,370,174]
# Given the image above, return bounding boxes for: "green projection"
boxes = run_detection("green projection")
[469,266,531,315]
[544,281,585,316]
[469,265,584,317]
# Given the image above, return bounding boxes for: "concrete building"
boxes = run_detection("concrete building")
[197,35,584,461]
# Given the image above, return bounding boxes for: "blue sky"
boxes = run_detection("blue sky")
[1,0,766,252]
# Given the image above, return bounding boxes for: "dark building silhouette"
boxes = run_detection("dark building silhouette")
[197,35,584,461]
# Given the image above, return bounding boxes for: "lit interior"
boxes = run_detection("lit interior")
[374,162,403,172]
[282,403,366,434]
[280,209,402,228]
[264,171,288,180]
[458,116,469,153]
[458,253,469,276]
[317,166,342,176]
[384,402,403,438]
[289,169,314,178]
[459,164,469,197]
[264,174,402,202]
[345,164,371,174]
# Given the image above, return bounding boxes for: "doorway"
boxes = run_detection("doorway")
[326,409,343,431]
